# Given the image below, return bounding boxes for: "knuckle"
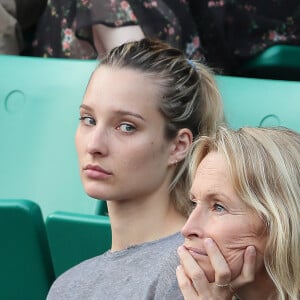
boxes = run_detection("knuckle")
[178,277,193,290]
[216,269,231,283]
[190,269,203,282]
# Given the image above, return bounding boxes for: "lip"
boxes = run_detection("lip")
[83,164,112,179]
[184,246,208,258]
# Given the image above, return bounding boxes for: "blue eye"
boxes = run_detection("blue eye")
[213,203,225,213]
[79,116,96,126]
[118,123,136,133]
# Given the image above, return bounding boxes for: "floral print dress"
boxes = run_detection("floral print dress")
[32,0,300,75]
[189,0,300,74]
[32,0,202,59]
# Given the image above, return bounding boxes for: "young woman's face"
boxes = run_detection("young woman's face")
[75,66,174,201]
[182,151,267,282]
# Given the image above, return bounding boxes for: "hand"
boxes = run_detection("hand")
[176,238,256,300]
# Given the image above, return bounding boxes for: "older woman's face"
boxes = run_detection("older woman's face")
[182,151,267,282]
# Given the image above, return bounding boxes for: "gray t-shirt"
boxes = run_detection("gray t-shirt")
[47,232,184,300]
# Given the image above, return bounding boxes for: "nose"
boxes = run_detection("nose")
[86,125,109,156]
[181,205,205,239]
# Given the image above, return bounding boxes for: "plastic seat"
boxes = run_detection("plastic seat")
[1,55,300,220]
[241,45,300,81]
[0,199,55,300]
[216,75,300,132]
[0,55,98,218]
[95,200,108,215]
[46,211,111,277]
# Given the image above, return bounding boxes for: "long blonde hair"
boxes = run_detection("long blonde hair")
[190,126,300,300]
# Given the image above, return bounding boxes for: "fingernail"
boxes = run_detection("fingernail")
[177,245,184,253]
[205,238,214,246]
[176,265,183,271]
[248,245,256,254]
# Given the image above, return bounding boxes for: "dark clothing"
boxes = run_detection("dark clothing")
[189,0,300,74]
[32,0,201,59]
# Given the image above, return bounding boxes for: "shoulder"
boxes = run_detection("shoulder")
[46,253,107,300]
[151,233,184,300]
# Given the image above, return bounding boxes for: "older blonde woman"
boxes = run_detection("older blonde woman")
[177,126,300,300]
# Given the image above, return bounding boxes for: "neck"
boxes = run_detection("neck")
[107,194,186,252]
[235,269,276,300]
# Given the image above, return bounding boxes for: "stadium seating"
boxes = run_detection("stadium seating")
[46,211,111,277]
[0,199,54,300]
[217,74,300,132]
[0,55,98,218]
[1,54,300,219]
[240,45,300,81]
[0,54,300,296]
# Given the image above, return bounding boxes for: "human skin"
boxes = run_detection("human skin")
[75,66,177,202]
[182,151,267,282]
[75,65,192,251]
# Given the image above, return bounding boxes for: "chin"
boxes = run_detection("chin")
[83,184,109,200]
[84,186,122,202]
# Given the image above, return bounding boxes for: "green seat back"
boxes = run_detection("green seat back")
[217,75,300,132]
[0,199,55,299]
[241,45,300,81]
[0,55,98,218]
[1,55,300,220]
[46,211,111,277]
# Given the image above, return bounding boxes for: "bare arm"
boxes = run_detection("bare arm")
[92,24,144,58]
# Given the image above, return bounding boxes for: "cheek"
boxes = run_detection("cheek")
[211,218,266,280]
[127,139,168,170]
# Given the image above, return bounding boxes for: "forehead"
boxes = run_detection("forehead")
[89,65,161,98]
[196,151,228,178]
[191,152,231,194]
[84,66,163,113]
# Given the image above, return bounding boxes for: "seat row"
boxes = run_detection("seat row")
[0,199,111,300]
[1,54,300,299]
[1,54,299,220]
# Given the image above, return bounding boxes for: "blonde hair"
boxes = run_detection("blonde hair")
[100,38,225,216]
[190,126,300,300]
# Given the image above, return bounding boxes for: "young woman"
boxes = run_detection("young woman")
[177,126,300,300]
[46,38,224,299]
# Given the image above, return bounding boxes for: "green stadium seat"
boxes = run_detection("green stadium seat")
[1,54,300,221]
[216,75,300,132]
[46,211,111,277]
[0,55,98,218]
[241,45,300,81]
[0,199,55,300]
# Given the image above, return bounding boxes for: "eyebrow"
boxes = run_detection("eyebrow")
[79,104,146,121]
[189,191,230,201]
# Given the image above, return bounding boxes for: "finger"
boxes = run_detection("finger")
[204,238,231,285]
[177,245,209,293]
[176,265,198,300]
[231,245,256,290]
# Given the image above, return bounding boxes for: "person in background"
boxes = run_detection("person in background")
[46,37,224,299]
[31,0,201,59]
[177,126,300,300]
[188,0,300,75]
[0,0,46,54]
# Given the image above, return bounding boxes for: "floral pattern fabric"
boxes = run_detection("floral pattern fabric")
[189,0,300,74]
[32,0,300,75]
[32,0,202,59]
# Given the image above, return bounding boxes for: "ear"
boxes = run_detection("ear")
[168,128,193,166]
